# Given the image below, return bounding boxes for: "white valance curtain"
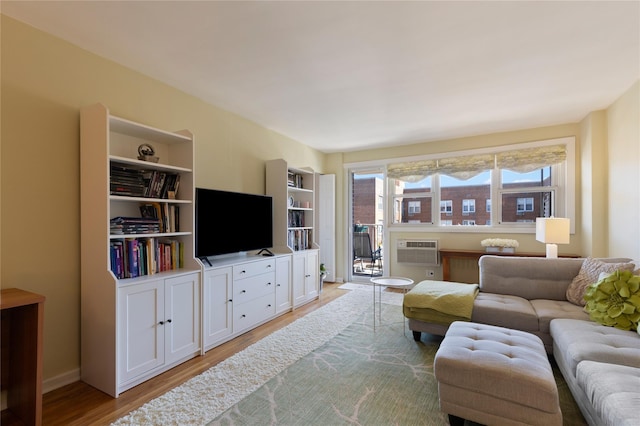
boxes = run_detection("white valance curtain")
[387,159,437,182]
[496,145,566,173]
[387,144,567,182]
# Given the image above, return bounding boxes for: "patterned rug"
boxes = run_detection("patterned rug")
[209,301,446,425]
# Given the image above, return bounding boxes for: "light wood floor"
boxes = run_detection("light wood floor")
[40,282,349,426]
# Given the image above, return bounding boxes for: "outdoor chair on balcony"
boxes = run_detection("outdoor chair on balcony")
[353,232,382,276]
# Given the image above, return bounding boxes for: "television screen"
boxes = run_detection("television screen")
[195,188,273,258]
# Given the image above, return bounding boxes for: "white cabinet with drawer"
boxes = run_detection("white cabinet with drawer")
[201,254,290,351]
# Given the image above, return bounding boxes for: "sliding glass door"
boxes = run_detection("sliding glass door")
[348,168,385,282]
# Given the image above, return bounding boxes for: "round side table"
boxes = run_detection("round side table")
[370,276,414,332]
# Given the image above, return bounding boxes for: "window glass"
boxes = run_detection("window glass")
[500,166,554,223]
[391,176,432,224]
[440,171,490,225]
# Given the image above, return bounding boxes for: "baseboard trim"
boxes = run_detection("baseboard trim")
[43,368,80,394]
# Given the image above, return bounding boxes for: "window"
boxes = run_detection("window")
[383,137,574,231]
[440,200,452,215]
[516,197,534,214]
[390,175,433,224]
[462,199,475,215]
[408,201,421,215]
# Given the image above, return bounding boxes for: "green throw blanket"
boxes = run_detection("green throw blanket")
[403,280,479,326]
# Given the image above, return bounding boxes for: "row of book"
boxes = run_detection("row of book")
[288,229,312,251]
[110,163,180,199]
[288,210,306,228]
[139,203,180,233]
[287,171,304,188]
[110,238,184,279]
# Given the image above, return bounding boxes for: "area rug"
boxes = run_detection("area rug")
[113,287,586,425]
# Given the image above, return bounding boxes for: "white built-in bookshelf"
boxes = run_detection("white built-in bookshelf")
[266,159,319,306]
[80,103,200,397]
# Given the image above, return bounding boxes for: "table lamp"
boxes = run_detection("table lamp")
[536,217,570,258]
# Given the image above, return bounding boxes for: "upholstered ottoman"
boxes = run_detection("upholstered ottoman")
[433,321,562,426]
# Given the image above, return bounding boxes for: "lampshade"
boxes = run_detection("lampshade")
[536,217,570,258]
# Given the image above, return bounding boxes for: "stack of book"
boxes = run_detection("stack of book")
[110,216,161,235]
[110,164,146,197]
[110,162,181,199]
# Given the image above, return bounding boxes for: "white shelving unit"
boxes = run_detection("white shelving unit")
[266,159,319,307]
[80,103,200,397]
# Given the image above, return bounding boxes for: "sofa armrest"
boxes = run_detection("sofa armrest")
[479,256,585,300]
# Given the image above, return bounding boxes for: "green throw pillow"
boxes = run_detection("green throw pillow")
[583,270,640,331]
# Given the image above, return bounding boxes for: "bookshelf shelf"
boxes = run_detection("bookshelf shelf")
[80,103,200,397]
[109,155,192,173]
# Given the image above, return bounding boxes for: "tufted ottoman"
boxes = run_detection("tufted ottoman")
[433,321,562,426]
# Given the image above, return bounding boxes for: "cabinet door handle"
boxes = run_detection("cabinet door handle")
[241,314,246,318]
[305,274,311,278]
[228,299,233,303]
[159,321,164,325]
[167,319,172,323]
[267,282,272,286]
[241,289,246,293]
[277,283,281,287]
[267,304,272,307]
[240,270,246,274]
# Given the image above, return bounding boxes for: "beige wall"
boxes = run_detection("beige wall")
[606,80,640,259]
[579,110,608,258]
[2,15,638,392]
[1,16,325,388]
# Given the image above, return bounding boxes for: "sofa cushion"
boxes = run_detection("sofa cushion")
[549,319,640,377]
[479,256,584,300]
[583,269,640,331]
[472,293,539,331]
[566,257,635,306]
[576,360,640,426]
[530,299,589,334]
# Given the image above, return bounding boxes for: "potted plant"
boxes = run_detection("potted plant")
[319,263,327,292]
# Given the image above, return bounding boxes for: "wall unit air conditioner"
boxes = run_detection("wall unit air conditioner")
[396,239,439,265]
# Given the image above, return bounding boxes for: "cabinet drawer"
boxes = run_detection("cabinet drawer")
[233,258,275,280]
[233,293,277,334]
[233,272,275,305]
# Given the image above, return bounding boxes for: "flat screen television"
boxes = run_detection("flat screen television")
[195,187,273,259]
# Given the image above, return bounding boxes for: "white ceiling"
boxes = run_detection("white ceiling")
[3,1,639,153]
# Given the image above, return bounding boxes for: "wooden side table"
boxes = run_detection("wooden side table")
[1,288,45,426]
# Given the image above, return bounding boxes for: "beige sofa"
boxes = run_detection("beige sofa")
[407,255,640,426]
